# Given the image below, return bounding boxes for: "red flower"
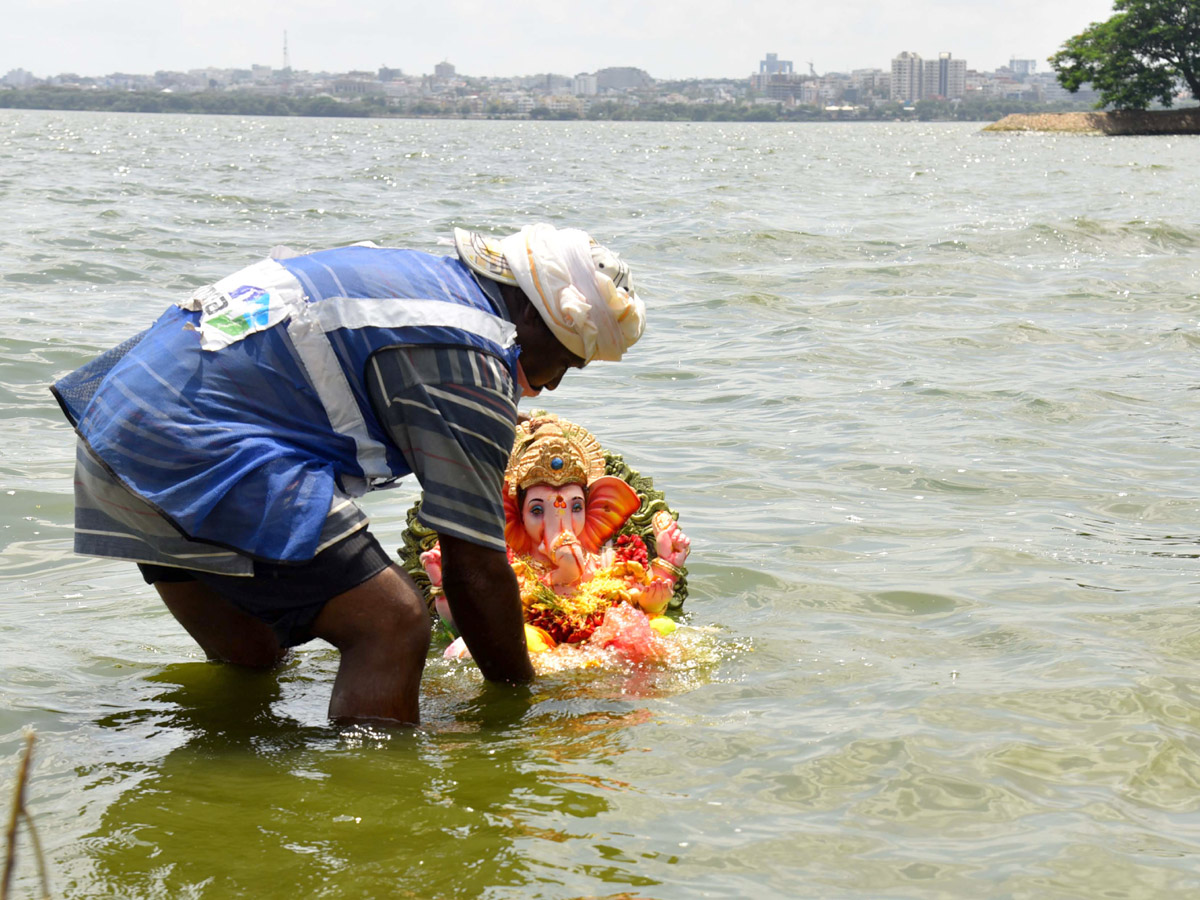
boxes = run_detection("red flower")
[614,533,649,567]
[526,603,614,644]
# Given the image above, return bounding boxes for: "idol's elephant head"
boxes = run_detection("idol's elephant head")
[504,476,640,586]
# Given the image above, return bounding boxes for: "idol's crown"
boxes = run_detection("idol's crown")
[505,413,606,496]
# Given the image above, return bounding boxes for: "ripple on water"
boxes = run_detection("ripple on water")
[4,114,1200,899]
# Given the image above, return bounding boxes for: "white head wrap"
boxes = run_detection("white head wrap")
[454,224,643,363]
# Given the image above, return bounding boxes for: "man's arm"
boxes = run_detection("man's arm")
[365,344,529,680]
[438,532,534,684]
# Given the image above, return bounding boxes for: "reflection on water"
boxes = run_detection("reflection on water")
[22,589,734,895]
[69,642,735,899]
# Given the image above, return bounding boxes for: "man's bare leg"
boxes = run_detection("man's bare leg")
[310,564,432,725]
[155,580,286,668]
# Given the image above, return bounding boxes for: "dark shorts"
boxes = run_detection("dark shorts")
[138,527,393,648]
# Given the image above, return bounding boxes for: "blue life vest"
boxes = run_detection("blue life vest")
[52,246,520,563]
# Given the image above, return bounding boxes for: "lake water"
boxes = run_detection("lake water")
[2,109,1200,899]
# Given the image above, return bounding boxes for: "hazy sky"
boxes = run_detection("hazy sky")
[6,0,1118,80]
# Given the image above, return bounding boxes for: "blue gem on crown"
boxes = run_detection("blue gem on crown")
[551,456,564,470]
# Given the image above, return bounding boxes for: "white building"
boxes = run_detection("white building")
[545,94,582,114]
[383,81,420,100]
[923,53,966,99]
[797,82,824,106]
[850,68,889,101]
[333,78,383,97]
[891,52,923,103]
[3,68,37,88]
[892,51,965,101]
[572,73,597,96]
[1009,59,1037,79]
[1027,72,1099,103]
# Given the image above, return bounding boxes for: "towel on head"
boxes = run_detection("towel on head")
[454,224,644,363]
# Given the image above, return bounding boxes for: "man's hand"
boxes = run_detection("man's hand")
[438,533,535,684]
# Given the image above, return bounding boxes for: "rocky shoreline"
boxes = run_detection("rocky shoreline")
[983,107,1200,135]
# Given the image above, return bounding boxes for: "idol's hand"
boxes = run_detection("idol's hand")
[652,511,691,568]
[548,531,587,587]
[634,578,672,616]
[420,544,443,588]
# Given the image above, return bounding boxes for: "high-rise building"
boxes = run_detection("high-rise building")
[760,53,794,76]
[1009,59,1037,79]
[892,51,965,101]
[923,52,966,99]
[2,68,37,88]
[572,73,598,96]
[891,52,923,103]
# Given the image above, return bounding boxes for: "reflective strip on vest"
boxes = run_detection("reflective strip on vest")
[287,296,518,486]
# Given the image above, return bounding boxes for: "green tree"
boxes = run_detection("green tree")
[1050,0,1200,109]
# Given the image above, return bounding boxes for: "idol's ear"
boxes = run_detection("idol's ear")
[580,476,640,553]
[503,487,533,556]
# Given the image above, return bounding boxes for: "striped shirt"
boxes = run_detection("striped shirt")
[72,440,368,575]
[72,342,516,573]
[367,344,517,552]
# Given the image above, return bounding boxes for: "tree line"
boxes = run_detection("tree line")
[0,88,371,117]
[0,88,1097,123]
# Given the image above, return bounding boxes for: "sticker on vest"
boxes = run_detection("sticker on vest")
[178,258,307,351]
[191,282,291,350]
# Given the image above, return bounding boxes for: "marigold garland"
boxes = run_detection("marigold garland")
[515,557,652,644]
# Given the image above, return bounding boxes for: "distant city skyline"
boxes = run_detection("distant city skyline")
[4,0,1116,81]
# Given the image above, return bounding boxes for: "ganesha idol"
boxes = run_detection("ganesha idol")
[406,414,691,661]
